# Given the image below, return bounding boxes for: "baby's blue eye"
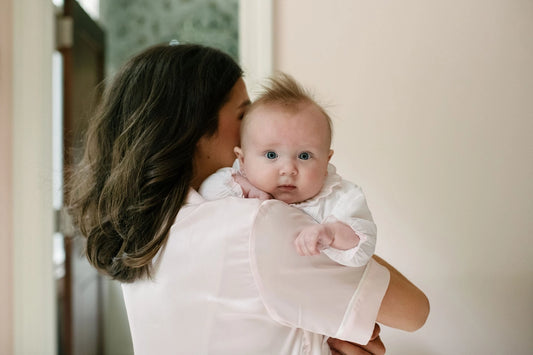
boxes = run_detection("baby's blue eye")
[265,151,278,159]
[298,152,311,160]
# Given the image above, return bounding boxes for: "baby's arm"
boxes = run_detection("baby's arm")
[322,182,377,266]
[294,179,377,266]
[199,166,242,200]
[293,220,361,256]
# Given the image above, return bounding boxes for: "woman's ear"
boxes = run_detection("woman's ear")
[328,149,334,161]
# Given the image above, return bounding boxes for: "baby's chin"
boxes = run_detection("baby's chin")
[274,194,313,205]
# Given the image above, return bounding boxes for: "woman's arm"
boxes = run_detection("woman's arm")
[252,201,428,343]
[373,255,430,331]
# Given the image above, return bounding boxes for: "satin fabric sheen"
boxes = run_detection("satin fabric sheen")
[122,190,389,354]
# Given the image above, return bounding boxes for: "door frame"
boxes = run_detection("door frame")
[12,0,56,354]
[239,0,274,97]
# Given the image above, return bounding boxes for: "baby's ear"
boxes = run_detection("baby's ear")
[234,146,245,164]
[328,149,334,161]
[234,147,246,176]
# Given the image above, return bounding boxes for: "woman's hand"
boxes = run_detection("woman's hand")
[327,323,385,355]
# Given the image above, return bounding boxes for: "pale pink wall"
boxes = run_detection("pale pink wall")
[273,1,533,354]
[0,0,13,353]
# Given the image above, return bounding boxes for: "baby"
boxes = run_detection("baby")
[200,73,376,266]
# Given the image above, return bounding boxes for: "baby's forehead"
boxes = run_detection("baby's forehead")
[245,101,330,129]
[248,100,308,114]
[242,101,332,146]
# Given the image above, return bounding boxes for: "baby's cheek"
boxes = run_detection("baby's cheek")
[311,175,327,195]
[247,171,269,191]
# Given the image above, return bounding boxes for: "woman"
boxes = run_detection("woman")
[68,43,428,354]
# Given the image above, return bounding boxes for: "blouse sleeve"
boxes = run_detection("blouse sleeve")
[250,200,390,345]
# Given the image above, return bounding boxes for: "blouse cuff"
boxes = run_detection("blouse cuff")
[335,259,390,343]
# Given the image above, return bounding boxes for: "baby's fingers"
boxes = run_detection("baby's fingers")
[257,191,273,200]
[294,233,319,256]
[305,237,322,255]
[293,235,306,256]
[294,234,312,256]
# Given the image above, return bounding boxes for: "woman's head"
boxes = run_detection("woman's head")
[68,43,245,282]
[193,76,250,188]
[104,43,245,180]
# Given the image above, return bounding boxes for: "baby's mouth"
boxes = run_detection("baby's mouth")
[277,185,296,191]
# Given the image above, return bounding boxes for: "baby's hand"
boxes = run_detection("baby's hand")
[233,173,272,200]
[247,186,273,200]
[294,224,334,256]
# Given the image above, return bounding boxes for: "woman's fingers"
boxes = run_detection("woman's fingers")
[327,324,385,355]
[327,338,371,355]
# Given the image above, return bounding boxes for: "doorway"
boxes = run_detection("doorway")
[53,1,242,354]
[54,1,105,354]
[11,0,269,353]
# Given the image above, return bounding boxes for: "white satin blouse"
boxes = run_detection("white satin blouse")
[122,190,389,355]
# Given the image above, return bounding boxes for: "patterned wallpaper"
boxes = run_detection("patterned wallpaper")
[99,0,239,75]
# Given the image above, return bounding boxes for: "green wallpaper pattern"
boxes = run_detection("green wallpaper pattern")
[99,0,238,75]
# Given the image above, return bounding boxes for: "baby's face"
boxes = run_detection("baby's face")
[236,102,333,204]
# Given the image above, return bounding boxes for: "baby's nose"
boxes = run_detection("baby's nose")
[280,161,297,176]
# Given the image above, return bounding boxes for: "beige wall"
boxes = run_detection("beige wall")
[274,0,532,354]
[3,1,531,353]
[0,0,14,353]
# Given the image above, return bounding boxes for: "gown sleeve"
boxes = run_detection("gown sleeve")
[198,166,244,200]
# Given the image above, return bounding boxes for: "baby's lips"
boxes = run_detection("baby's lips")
[277,185,296,191]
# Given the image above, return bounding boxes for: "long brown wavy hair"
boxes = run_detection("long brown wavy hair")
[67,44,242,283]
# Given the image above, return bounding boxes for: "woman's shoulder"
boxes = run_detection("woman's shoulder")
[251,200,316,241]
